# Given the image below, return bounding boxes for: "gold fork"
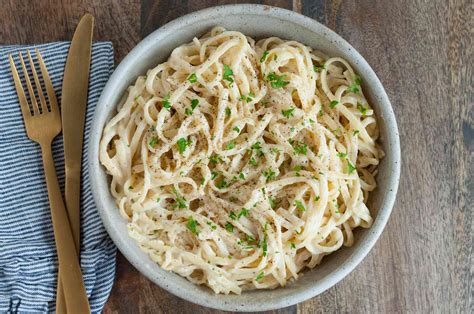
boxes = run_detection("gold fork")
[9,49,91,314]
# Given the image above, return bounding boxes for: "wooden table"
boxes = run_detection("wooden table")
[2,0,471,313]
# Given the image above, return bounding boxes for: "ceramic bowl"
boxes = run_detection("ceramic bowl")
[88,4,400,312]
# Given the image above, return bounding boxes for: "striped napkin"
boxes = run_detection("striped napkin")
[0,42,116,313]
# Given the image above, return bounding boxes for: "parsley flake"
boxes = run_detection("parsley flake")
[357,104,368,115]
[266,72,289,88]
[295,200,306,211]
[281,107,295,118]
[223,64,234,84]
[238,208,249,218]
[210,155,222,164]
[262,168,276,182]
[329,100,339,109]
[347,160,356,174]
[177,138,191,154]
[186,216,199,235]
[162,93,171,110]
[256,272,265,281]
[187,73,197,83]
[149,137,158,148]
[293,141,308,155]
[225,222,234,232]
[260,51,269,63]
[313,64,326,72]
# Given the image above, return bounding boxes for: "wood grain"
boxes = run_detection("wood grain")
[0,0,471,313]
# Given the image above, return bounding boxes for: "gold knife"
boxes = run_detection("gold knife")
[56,13,94,314]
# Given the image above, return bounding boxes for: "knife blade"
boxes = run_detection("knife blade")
[56,13,94,314]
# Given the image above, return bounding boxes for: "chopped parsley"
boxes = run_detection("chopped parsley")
[225,107,231,117]
[239,172,245,180]
[347,77,362,93]
[313,64,326,72]
[251,142,264,156]
[261,237,268,256]
[262,168,276,182]
[290,242,296,249]
[229,211,237,220]
[329,100,339,109]
[294,165,303,176]
[353,130,360,136]
[211,171,218,180]
[162,92,171,110]
[149,137,158,148]
[216,179,228,189]
[186,98,199,115]
[186,216,199,235]
[233,126,240,132]
[226,141,235,150]
[295,200,306,211]
[256,271,265,281]
[177,138,191,154]
[239,92,254,103]
[260,50,269,63]
[206,221,217,230]
[251,142,262,150]
[293,141,308,155]
[347,160,356,174]
[223,64,234,84]
[357,104,368,115]
[210,155,222,164]
[266,72,289,88]
[249,157,258,166]
[156,197,160,202]
[172,188,187,209]
[268,197,276,209]
[281,107,295,118]
[225,222,234,232]
[315,195,320,202]
[238,208,249,218]
[191,99,199,109]
[337,152,348,158]
[187,73,197,83]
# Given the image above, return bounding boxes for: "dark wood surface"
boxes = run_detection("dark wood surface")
[1,0,472,313]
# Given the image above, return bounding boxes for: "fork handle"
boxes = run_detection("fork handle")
[40,142,91,314]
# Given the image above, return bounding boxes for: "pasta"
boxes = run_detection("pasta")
[99,27,384,294]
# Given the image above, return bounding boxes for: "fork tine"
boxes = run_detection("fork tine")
[9,54,32,120]
[18,52,40,115]
[35,49,59,114]
[27,50,48,113]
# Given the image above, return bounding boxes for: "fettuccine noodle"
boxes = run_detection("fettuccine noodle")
[99,27,384,294]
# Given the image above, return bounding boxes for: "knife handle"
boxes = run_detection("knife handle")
[56,168,82,314]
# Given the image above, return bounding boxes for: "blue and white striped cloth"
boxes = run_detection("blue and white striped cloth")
[0,42,116,313]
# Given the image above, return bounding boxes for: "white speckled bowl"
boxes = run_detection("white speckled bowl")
[88,4,400,312]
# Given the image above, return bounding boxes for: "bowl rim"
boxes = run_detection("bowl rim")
[88,4,401,312]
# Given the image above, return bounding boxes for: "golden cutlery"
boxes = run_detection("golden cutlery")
[56,13,94,314]
[9,49,90,314]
